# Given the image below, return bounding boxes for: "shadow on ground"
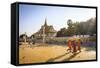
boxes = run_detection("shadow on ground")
[62,52,81,61]
[46,52,70,62]
[46,51,81,62]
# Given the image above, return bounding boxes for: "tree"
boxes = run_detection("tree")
[67,19,75,36]
[87,18,96,35]
[67,19,73,27]
[73,22,80,35]
[56,17,96,37]
[56,28,67,37]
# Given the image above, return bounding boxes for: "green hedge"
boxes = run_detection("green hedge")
[45,36,96,45]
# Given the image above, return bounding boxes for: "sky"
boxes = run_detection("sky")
[19,4,96,36]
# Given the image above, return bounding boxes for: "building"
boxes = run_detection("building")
[34,19,57,38]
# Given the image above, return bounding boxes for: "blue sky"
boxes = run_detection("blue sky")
[19,4,96,36]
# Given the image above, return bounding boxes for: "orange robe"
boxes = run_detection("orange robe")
[68,40,72,50]
[78,40,81,51]
[73,41,77,53]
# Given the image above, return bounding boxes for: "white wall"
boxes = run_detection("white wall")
[0,0,99,68]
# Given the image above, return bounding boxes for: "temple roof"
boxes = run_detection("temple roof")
[34,18,56,35]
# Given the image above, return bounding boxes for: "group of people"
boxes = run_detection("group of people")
[67,39,81,53]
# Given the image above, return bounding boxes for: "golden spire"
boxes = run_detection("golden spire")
[44,18,47,26]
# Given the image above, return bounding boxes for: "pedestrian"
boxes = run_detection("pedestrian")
[72,40,77,54]
[77,39,81,52]
[67,40,72,52]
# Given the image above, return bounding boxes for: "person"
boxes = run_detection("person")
[72,40,77,54]
[67,40,72,52]
[77,39,81,52]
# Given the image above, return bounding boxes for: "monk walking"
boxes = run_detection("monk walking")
[67,40,72,52]
[77,39,81,52]
[72,40,77,54]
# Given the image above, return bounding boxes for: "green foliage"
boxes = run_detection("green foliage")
[56,28,67,37]
[46,36,96,45]
[88,36,96,42]
[46,37,67,45]
[56,17,96,37]
[67,19,75,36]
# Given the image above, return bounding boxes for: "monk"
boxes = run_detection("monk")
[77,39,81,52]
[72,40,77,53]
[67,40,72,52]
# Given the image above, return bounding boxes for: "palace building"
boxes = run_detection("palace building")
[34,19,57,38]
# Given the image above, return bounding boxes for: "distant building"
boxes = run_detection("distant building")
[34,19,57,38]
[19,33,27,43]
